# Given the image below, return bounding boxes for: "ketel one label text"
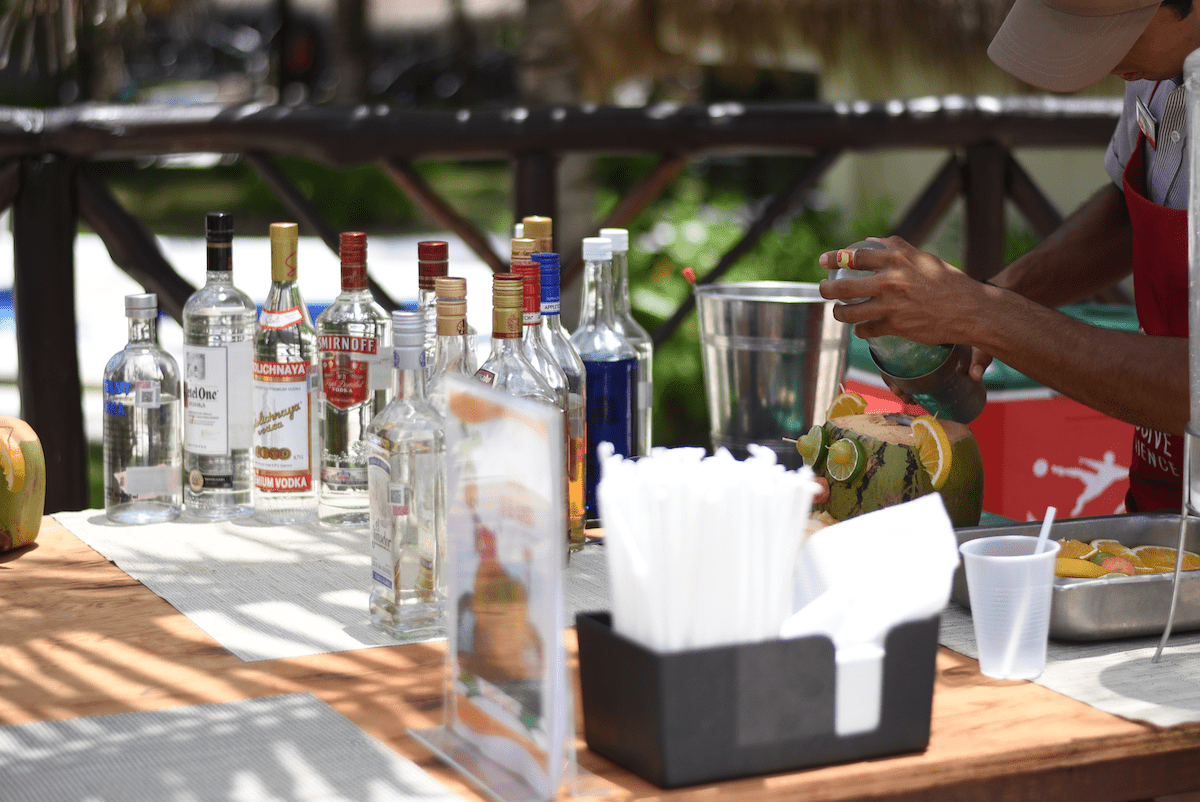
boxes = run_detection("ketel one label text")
[319,334,378,408]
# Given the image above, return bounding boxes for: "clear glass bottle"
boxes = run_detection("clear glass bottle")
[570,237,637,518]
[474,274,559,408]
[601,227,654,455]
[103,293,182,524]
[510,261,569,411]
[182,212,255,520]
[532,251,588,549]
[253,222,320,524]
[426,276,475,419]
[316,231,391,528]
[366,310,447,639]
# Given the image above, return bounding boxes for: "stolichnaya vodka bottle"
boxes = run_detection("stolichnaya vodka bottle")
[253,222,319,524]
[601,227,654,455]
[182,212,255,519]
[103,293,182,524]
[316,232,391,528]
[367,310,447,639]
[570,237,636,518]
[426,276,475,419]
[474,274,558,409]
[531,252,587,548]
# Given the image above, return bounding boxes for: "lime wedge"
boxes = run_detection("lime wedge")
[795,424,828,469]
[826,438,866,483]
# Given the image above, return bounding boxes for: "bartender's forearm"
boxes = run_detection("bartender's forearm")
[991,183,1134,307]
[968,284,1187,435]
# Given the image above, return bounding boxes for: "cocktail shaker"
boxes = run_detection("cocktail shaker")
[831,240,985,423]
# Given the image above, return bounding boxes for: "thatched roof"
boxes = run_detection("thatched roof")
[564,0,1020,100]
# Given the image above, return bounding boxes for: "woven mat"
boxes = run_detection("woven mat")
[53,511,612,663]
[0,692,464,802]
[939,602,1200,727]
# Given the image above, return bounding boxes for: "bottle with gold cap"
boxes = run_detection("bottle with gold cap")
[252,222,319,524]
[522,215,552,254]
[418,240,476,376]
[474,274,558,407]
[426,276,476,419]
[315,231,391,528]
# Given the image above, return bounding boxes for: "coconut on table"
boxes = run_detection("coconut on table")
[799,408,984,530]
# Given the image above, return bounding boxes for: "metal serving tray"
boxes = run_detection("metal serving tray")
[954,512,1200,641]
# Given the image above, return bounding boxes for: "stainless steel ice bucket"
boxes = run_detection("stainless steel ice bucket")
[695,281,850,469]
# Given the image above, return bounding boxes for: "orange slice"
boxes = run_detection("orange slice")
[1056,539,1097,561]
[911,414,952,489]
[826,390,868,420]
[0,423,26,494]
[1131,545,1200,572]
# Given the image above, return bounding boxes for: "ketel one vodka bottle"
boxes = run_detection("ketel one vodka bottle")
[601,227,654,455]
[426,276,475,419]
[252,222,320,524]
[531,252,588,548]
[103,293,182,524]
[570,237,637,518]
[366,310,447,639]
[474,274,559,409]
[182,212,255,519]
[316,232,391,527]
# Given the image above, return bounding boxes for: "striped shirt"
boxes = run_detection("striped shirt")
[1104,77,1189,209]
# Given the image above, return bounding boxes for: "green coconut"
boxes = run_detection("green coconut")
[813,412,983,528]
[0,416,46,552]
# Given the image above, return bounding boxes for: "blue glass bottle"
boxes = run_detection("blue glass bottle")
[569,237,636,517]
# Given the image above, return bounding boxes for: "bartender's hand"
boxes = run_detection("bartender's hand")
[818,236,989,347]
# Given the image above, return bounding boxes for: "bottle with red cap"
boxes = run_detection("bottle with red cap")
[315,232,391,527]
[417,240,480,378]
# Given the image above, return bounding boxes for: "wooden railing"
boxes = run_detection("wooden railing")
[0,95,1123,512]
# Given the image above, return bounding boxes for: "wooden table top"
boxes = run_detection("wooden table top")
[4,516,1200,802]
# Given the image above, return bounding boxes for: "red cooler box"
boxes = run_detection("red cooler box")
[843,305,1137,522]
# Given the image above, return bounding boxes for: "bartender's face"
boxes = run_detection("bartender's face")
[1112,4,1200,82]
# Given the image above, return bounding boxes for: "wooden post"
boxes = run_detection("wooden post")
[512,152,557,232]
[13,155,89,513]
[963,141,1007,281]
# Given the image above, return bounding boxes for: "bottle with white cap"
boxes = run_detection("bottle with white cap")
[366,310,447,639]
[600,227,653,455]
[103,293,182,524]
[570,237,637,518]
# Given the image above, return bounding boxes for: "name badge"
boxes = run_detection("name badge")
[1136,94,1158,149]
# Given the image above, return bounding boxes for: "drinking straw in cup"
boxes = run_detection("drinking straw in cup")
[958,533,1060,680]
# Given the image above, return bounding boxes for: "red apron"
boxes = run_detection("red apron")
[1122,130,1187,511]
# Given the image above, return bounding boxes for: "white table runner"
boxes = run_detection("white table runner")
[0,692,465,802]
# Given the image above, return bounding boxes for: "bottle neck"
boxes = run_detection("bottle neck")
[577,258,617,331]
[433,313,473,375]
[392,345,427,400]
[612,250,632,316]
[127,315,158,345]
[207,240,232,276]
[340,263,369,296]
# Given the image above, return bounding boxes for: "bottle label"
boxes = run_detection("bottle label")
[323,465,368,488]
[542,301,560,315]
[474,368,496,387]
[319,334,378,409]
[259,306,305,330]
[133,380,161,409]
[183,342,253,455]
[118,465,182,498]
[368,454,404,589]
[252,360,314,492]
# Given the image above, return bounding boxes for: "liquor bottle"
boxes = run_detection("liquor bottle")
[316,231,391,528]
[601,227,654,456]
[103,293,182,524]
[426,276,475,419]
[474,274,559,408]
[531,252,587,548]
[522,215,552,254]
[510,261,569,411]
[182,212,255,519]
[366,310,447,639]
[253,222,320,524]
[511,236,538,265]
[570,237,637,518]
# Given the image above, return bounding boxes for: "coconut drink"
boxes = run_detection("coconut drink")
[795,393,984,528]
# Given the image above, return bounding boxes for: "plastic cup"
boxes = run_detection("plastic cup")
[958,535,1061,679]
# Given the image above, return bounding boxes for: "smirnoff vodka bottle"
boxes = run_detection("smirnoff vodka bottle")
[316,232,391,527]
[532,252,587,548]
[426,276,475,419]
[103,293,182,524]
[253,222,319,524]
[474,274,558,409]
[182,212,255,519]
[601,227,654,455]
[570,237,636,517]
[366,310,447,639]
